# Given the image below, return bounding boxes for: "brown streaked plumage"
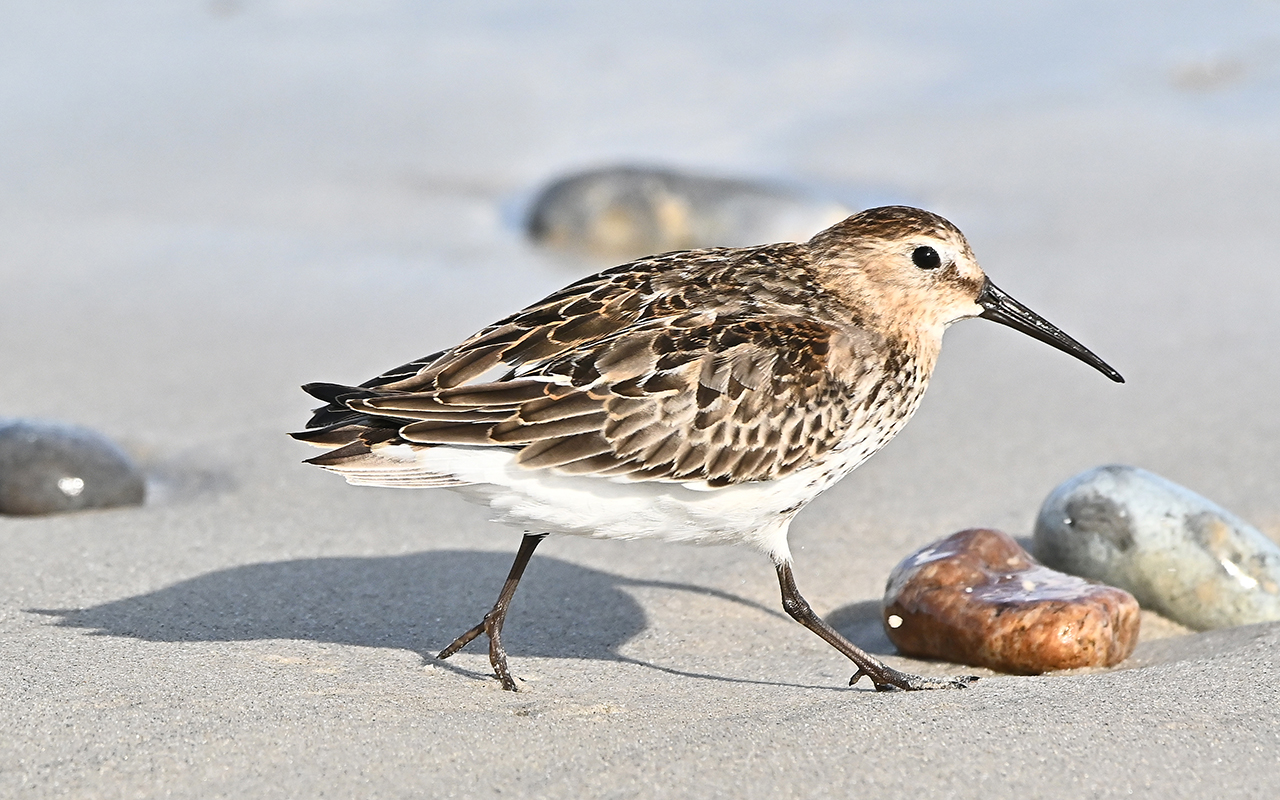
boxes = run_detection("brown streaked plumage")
[293,205,1123,693]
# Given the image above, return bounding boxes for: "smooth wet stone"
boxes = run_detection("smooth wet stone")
[1034,465,1280,630]
[0,419,145,516]
[883,528,1140,674]
[526,165,850,259]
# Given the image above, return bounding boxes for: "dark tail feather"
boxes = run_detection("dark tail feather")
[301,382,379,405]
[298,382,385,429]
[303,440,374,466]
[290,422,367,447]
[291,420,402,449]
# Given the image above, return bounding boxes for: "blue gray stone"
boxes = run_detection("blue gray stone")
[1033,464,1280,630]
[0,419,145,516]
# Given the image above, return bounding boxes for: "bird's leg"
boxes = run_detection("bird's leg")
[438,533,547,691]
[775,561,977,691]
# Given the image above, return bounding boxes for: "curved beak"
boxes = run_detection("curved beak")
[977,279,1124,383]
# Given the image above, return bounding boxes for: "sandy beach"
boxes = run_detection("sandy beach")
[2,3,1278,797]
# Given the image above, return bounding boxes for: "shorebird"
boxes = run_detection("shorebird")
[292,205,1123,692]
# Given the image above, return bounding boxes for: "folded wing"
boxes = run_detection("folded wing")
[293,248,887,487]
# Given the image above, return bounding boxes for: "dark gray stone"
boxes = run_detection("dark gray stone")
[0,419,145,515]
[1033,465,1280,630]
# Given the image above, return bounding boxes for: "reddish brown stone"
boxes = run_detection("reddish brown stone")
[883,528,1140,674]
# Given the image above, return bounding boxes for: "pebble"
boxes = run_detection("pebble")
[883,528,1140,674]
[0,419,145,515]
[525,165,850,259]
[1034,464,1280,630]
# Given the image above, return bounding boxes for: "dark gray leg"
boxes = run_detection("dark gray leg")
[776,561,977,691]
[438,533,547,691]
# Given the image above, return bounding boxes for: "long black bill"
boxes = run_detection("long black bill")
[977,279,1124,383]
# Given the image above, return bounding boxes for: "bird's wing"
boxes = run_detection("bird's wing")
[296,254,674,431]
[300,247,751,432]
[365,253,726,392]
[295,244,896,485]
[344,311,888,486]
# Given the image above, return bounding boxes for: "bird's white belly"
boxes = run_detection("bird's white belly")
[415,429,887,559]
[417,447,791,553]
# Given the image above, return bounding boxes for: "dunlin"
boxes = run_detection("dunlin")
[293,205,1122,692]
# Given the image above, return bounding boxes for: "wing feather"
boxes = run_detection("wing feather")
[294,244,891,486]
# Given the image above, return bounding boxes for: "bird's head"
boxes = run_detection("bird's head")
[809,206,1123,382]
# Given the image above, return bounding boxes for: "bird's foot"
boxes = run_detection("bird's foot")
[437,614,521,691]
[852,664,979,692]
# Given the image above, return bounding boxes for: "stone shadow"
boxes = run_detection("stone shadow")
[824,599,898,657]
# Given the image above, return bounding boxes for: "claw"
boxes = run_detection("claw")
[437,621,484,661]
[852,662,979,692]
[438,614,524,691]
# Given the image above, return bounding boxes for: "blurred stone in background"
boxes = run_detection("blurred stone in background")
[0,419,145,516]
[526,165,851,260]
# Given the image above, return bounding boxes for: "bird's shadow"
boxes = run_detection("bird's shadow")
[29,550,909,690]
[33,550,851,670]
[31,551,651,664]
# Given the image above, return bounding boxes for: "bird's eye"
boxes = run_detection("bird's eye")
[911,246,942,270]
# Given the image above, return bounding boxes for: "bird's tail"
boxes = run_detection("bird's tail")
[290,383,467,488]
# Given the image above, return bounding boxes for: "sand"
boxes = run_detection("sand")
[1,2,1277,797]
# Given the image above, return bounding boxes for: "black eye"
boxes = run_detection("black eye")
[912,246,942,270]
